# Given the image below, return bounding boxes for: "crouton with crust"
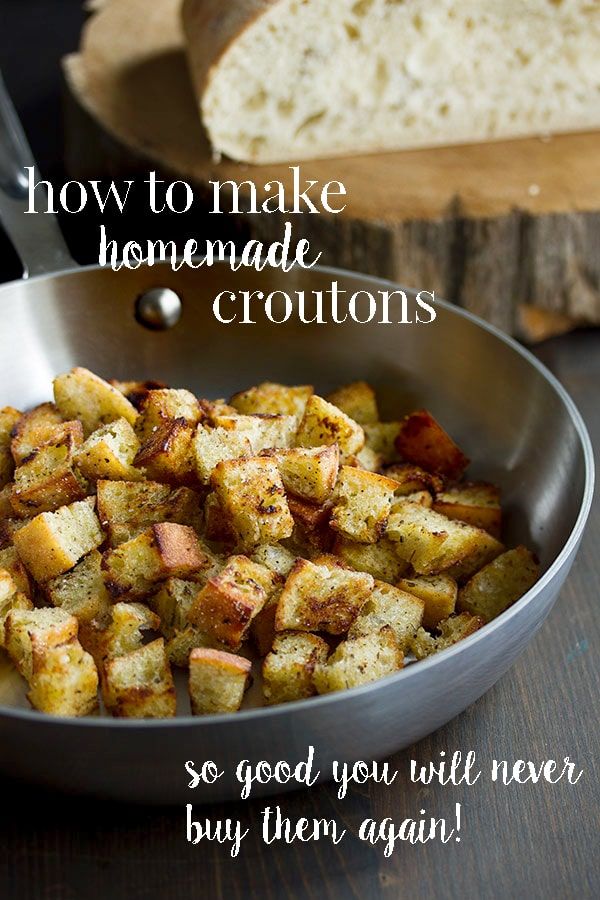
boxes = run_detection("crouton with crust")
[385,462,444,496]
[53,368,138,436]
[102,523,209,598]
[326,381,379,426]
[457,546,539,622]
[275,557,373,635]
[314,626,403,694]
[193,424,253,484]
[262,632,329,704]
[10,403,64,464]
[134,418,196,485]
[230,382,313,418]
[331,467,398,544]
[0,570,33,646]
[27,637,98,717]
[80,601,160,666]
[96,480,202,547]
[45,550,111,623]
[395,409,469,478]
[188,648,252,715]
[102,637,176,718]
[433,482,502,539]
[4,607,79,680]
[74,418,143,482]
[398,574,458,630]
[211,456,294,550]
[134,388,201,441]
[13,497,104,583]
[410,612,485,659]
[348,580,423,647]
[332,536,409,583]
[10,436,88,517]
[269,444,339,504]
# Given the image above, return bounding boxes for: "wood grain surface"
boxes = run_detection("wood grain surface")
[1,330,597,900]
[61,0,600,335]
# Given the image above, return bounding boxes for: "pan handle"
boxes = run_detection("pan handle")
[0,71,75,279]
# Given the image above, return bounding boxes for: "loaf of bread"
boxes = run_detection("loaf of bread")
[182,0,600,163]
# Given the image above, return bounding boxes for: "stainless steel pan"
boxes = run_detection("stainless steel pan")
[0,78,594,804]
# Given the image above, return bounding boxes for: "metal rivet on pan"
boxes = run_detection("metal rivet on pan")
[135,288,182,330]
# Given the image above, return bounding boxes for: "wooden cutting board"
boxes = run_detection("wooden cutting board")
[62,0,600,339]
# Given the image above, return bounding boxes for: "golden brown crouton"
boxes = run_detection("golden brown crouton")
[251,543,297,578]
[395,409,469,479]
[4,607,79,680]
[386,500,503,577]
[53,368,138,436]
[188,648,252,715]
[96,480,202,546]
[102,638,176,718]
[230,382,313,417]
[433,482,502,539]
[212,413,297,454]
[10,438,88,517]
[27,637,98,717]
[0,406,21,487]
[363,422,402,464]
[314,626,403,694]
[102,523,209,599]
[109,379,168,410]
[385,462,444,495]
[80,601,160,666]
[10,403,64,464]
[330,467,398,544]
[332,536,409,583]
[13,497,104,583]
[286,495,334,552]
[457,546,540,622]
[398,574,458,630]
[410,612,485,660]
[262,632,329,704]
[295,395,364,461]
[45,550,111,623]
[135,388,201,441]
[193,424,253,484]
[202,492,237,545]
[275,558,373,635]
[348,580,424,648]
[134,418,196,485]
[326,381,379,425]
[0,570,33,646]
[165,627,216,667]
[74,418,142,482]
[0,546,33,597]
[211,456,294,550]
[150,577,201,639]
[187,555,275,649]
[249,587,282,657]
[269,444,339,504]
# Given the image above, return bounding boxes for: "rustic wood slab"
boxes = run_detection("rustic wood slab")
[62,0,600,337]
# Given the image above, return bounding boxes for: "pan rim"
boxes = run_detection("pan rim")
[0,262,594,728]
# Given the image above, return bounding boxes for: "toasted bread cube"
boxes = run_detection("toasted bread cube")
[96,480,202,547]
[332,536,409,583]
[187,555,275,649]
[251,543,297,577]
[314,626,403,694]
[102,638,176,718]
[395,409,469,478]
[230,382,313,417]
[433,482,502,539]
[398,574,457,630]
[457,546,539,622]
[0,546,33,597]
[202,492,237,545]
[262,632,329,704]
[0,570,33,647]
[74,418,142,482]
[27,637,98,717]
[385,462,444,495]
[4,607,78,680]
[135,388,201,441]
[348,580,423,647]
[386,501,503,577]
[10,403,64,464]
[134,418,195,485]
[330,467,398,544]
[109,379,168,410]
[249,588,281,657]
[150,577,200,638]
[188,648,251,715]
[212,413,297,453]
[0,407,21,487]
[275,558,373,635]
[443,529,505,583]
[410,612,485,660]
[193,424,252,484]
[211,456,293,550]
[102,523,209,599]
[363,422,402,464]
[326,381,379,425]
[166,627,215,667]
[45,550,111,623]
[80,601,160,666]
[270,445,339,503]
[296,395,364,462]
[347,445,384,472]
[13,497,104,583]
[10,438,88,517]
[53,368,138,436]
[393,490,433,509]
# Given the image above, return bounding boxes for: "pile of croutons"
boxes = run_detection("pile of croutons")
[0,370,539,718]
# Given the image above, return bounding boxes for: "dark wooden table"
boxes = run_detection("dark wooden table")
[0,4,598,898]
